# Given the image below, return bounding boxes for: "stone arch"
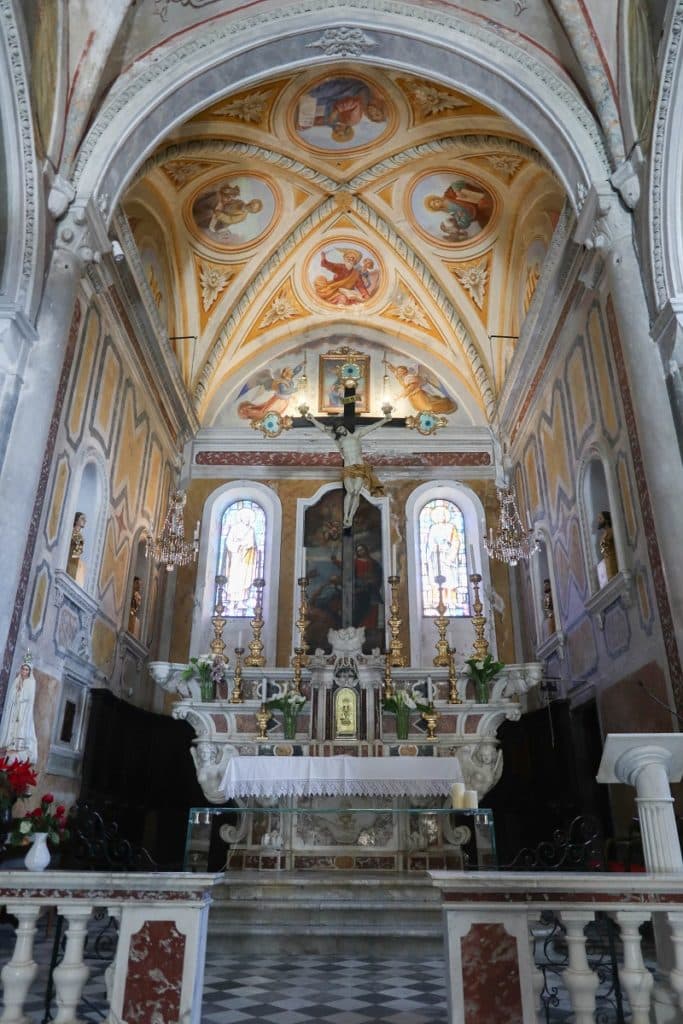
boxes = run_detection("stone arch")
[71,5,609,221]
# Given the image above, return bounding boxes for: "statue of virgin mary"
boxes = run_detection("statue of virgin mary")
[0,652,38,764]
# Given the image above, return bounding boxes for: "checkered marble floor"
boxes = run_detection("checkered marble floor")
[202,955,448,1024]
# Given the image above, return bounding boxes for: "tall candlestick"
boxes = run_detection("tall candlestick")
[260,677,268,702]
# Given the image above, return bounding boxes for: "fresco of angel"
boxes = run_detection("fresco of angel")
[237,361,305,421]
[387,362,458,415]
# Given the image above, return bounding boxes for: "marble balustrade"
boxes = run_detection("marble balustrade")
[429,871,683,1024]
[0,871,220,1024]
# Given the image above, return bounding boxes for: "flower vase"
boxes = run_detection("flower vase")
[282,712,297,740]
[200,677,215,702]
[24,832,50,872]
[475,678,489,704]
[395,705,410,740]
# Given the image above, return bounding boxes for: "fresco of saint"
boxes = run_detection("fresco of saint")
[190,174,276,247]
[294,75,390,150]
[410,172,495,245]
[309,245,382,307]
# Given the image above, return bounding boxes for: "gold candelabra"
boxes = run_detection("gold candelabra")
[244,577,266,667]
[256,703,270,740]
[291,646,305,696]
[230,647,244,704]
[382,653,395,700]
[447,646,462,704]
[432,574,451,667]
[209,584,229,666]
[296,576,310,665]
[469,573,490,661]
[387,575,405,667]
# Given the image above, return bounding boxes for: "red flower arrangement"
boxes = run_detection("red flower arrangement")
[0,756,37,809]
[13,793,70,845]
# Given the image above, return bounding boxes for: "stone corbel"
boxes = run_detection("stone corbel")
[55,198,111,270]
[609,150,643,211]
[574,184,633,255]
[46,171,76,220]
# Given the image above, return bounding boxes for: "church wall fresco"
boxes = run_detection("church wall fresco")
[15,291,180,795]
[512,290,672,722]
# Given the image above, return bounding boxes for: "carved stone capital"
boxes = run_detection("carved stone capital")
[573,185,632,255]
[55,198,111,269]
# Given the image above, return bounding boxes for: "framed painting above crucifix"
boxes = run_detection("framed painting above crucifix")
[319,348,370,414]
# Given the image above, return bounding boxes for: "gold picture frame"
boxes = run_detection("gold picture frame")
[319,349,370,414]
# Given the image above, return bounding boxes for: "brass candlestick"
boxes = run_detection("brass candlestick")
[230,647,244,704]
[382,653,395,700]
[245,577,266,667]
[387,575,405,667]
[433,575,451,667]
[447,646,462,704]
[296,576,310,665]
[256,703,270,740]
[469,573,490,661]
[291,646,304,696]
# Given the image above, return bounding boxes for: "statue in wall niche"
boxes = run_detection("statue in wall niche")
[128,577,142,637]
[595,510,618,586]
[542,578,555,637]
[0,652,38,764]
[67,512,87,584]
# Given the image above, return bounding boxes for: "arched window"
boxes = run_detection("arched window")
[216,499,267,617]
[418,498,470,617]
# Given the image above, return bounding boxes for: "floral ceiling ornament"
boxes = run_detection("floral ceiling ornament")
[212,92,270,123]
[163,160,215,189]
[484,154,523,179]
[405,82,469,117]
[260,291,301,328]
[453,258,489,309]
[387,293,430,329]
[306,27,377,58]
[199,262,232,311]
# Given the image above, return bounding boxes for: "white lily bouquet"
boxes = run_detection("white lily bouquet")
[382,689,416,740]
[266,683,306,738]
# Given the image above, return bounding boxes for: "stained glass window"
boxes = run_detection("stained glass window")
[216,500,266,616]
[419,498,470,617]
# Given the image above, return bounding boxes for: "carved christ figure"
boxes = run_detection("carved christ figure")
[301,405,393,527]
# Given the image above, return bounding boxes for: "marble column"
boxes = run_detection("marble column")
[598,734,683,1023]
[0,198,109,682]
[575,189,683,690]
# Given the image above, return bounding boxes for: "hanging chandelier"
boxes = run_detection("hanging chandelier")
[146,491,199,572]
[484,486,539,566]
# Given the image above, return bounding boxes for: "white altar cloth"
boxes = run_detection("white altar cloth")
[218,755,463,800]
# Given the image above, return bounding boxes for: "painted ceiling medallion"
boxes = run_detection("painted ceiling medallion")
[305,241,384,308]
[408,171,496,246]
[289,74,393,153]
[187,173,279,251]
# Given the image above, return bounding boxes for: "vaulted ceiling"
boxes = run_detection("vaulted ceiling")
[124,66,564,429]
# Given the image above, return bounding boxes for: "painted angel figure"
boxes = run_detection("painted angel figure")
[237,362,305,421]
[387,363,457,415]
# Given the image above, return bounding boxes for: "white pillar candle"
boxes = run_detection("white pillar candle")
[469,543,476,572]
[450,782,465,808]
[237,630,243,649]
[463,789,479,809]
[391,543,398,576]
[436,545,442,577]
[426,676,434,703]
[260,678,268,702]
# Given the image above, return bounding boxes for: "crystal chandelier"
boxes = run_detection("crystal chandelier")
[484,486,539,566]
[147,491,199,572]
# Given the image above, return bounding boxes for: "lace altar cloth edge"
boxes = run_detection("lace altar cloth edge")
[218,755,463,799]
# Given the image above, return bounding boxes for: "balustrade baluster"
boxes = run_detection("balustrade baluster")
[104,907,121,1007]
[665,910,683,1010]
[615,910,654,1023]
[559,911,598,1024]
[0,904,41,1023]
[52,905,92,1023]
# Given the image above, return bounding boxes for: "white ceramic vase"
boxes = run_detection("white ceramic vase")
[24,832,50,871]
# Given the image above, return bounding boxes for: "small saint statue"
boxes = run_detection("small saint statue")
[67,512,87,583]
[595,509,618,585]
[128,576,142,636]
[0,652,38,764]
[542,578,555,636]
[300,403,393,527]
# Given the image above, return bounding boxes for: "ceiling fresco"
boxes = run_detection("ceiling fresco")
[124,65,565,429]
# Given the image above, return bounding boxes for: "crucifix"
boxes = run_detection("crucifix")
[297,376,402,632]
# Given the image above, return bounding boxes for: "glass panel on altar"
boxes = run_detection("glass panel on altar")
[184,803,496,873]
